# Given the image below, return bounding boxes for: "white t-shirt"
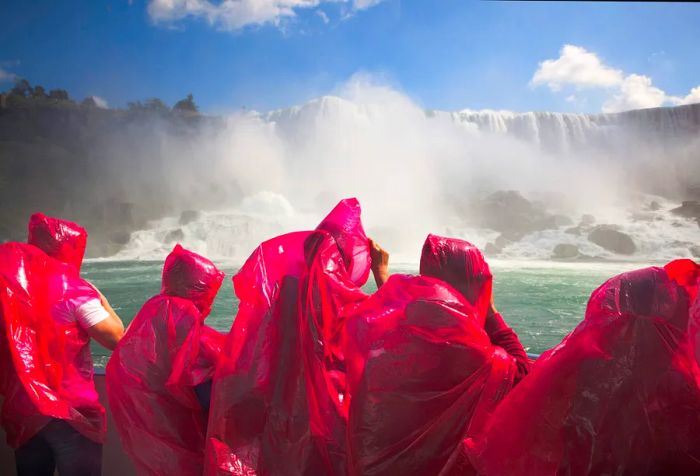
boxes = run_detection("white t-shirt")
[52,297,110,329]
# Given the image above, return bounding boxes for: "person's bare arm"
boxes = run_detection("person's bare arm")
[369,238,390,288]
[86,287,125,351]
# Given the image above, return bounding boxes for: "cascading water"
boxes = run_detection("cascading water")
[112,81,700,264]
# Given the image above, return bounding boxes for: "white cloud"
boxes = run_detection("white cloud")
[533,45,700,112]
[352,0,384,10]
[602,74,666,113]
[531,45,623,91]
[0,67,15,83]
[671,86,700,106]
[147,0,385,31]
[316,9,329,24]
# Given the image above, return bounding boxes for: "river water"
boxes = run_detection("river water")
[83,259,645,367]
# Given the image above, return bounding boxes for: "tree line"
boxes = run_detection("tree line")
[2,78,199,114]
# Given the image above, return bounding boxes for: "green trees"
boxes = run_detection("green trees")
[2,78,202,116]
[10,79,31,97]
[48,89,69,101]
[128,97,170,113]
[173,93,198,113]
[32,85,46,99]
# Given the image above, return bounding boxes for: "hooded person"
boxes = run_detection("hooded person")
[204,198,375,476]
[470,260,700,476]
[0,213,124,476]
[419,234,530,382]
[342,235,521,476]
[105,244,226,476]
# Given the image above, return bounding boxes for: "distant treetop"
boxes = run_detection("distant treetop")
[173,93,198,113]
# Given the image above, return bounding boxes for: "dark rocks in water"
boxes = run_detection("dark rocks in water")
[690,245,700,259]
[588,226,636,255]
[671,201,700,220]
[579,214,596,226]
[552,244,580,259]
[471,191,570,240]
[165,228,185,243]
[109,231,131,245]
[484,234,514,255]
[179,210,200,226]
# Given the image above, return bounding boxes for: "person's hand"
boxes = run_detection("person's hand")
[369,238,390,288]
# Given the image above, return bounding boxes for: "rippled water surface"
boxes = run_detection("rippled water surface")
[83,260,641,366]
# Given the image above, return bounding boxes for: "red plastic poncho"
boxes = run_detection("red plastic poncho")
[419,234,492,321]
[471,262,700,476]
[27,212,88,272]
[105,244,225,476]
[205,198,371,476]
[419,234,530,382]
[0,239,105,448]
[343,274,516,476]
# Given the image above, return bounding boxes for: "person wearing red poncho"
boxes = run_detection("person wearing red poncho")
[106,244,226,476]
[470,259,700,476]
[0,213,124,476]
[204,198,381,476]
[419,234,531,382]
[343,234,525,476]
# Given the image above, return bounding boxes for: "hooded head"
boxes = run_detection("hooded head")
[161,244,225,317]
[419,234,492,320]
[316,198,371,286]
[586,266,690,332]
[27,213,88,271]
[664,259,700,303]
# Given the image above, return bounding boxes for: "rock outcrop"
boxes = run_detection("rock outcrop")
[588,226,637,255]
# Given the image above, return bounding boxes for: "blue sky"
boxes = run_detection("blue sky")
[1,0,699,113]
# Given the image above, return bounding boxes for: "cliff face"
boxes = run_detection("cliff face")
[0,105,218,256]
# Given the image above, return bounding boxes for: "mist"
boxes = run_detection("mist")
[2,75,698,263]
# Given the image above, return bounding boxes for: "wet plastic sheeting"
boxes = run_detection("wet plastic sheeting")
[106,245,225,476]
[0,242,105,448]
[205,198,371,476]
[343,274,516,476]
[471,262,700,476]
[420,234,493,323]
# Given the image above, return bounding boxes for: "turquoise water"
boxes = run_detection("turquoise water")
[82,260,633,366]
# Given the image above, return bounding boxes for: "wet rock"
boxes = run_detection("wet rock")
[109,231,131,245]
[164,228,185,243]
[179,210,200,226]
[588,226,636,255]
[690,245,700,259]
[552,244,580,259]
[649,201,661,211]
[484,235,514,255]
[670,201,700,220]
[579,214,596,226]
[470,191,569,240]
[494,234,512,248]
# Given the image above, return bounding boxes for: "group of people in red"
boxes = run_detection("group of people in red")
[1,197,700,476]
